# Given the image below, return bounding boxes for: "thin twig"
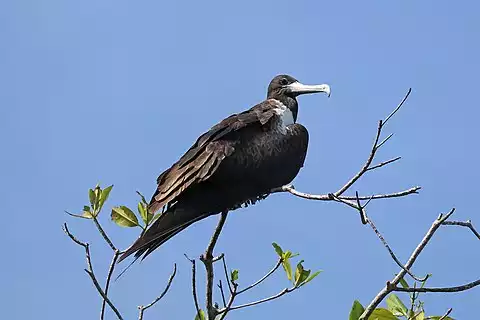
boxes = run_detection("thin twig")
[200,212,228,320]
[270,89,414,216]
[237,259,283,295]
[185,255,201,317]
[62,223,124,320]
[92,216,116,251]
[383,88,411,126]
[393,278,480,293]
[377,133,394,149]
[227,287,296,311]
[365,215,429,282]
[438,308,453,320]
[359,209,456,320]
[138,264,177,320]
[218,282,238,320]
[101,250,120,320]
[367,157,401,172]
[443,220,480,240]
[218,280,227,308]
[335,119,383,197]
[85,270,123,320]
[275,185,421,201]
[221,255,233,294]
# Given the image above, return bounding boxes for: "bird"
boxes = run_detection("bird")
[118,75,330,263]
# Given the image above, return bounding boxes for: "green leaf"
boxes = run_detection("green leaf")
[415,312,425,320]
[82,205,94,219]
[283,250,292,259]
[111,206,140,227]
[272,242,283,257]
[294,260,305,286]
[369,308,399,320]
[282,258,292,281]
[194,309,205,320]
[231,269,239,282]
[349,300,365,320]
[98,185,113,210]
[302,270,322,285]
[138,202,148,224]
[399,277,409,289]
[89,189,96,209]
[386,294,408,317]
[136,191,153,225]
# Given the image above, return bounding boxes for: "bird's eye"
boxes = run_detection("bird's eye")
[280,78,288,86]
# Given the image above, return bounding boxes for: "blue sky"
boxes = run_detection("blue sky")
[1,0,479,319]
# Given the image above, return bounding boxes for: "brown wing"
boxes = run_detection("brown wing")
[148,100,280,213]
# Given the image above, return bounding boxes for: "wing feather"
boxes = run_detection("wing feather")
[148,100,280,212]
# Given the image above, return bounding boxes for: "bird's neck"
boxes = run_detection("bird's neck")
[268,94,298,122]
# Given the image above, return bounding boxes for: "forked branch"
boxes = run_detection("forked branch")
[359,209,480,319]
[273,89,418,220]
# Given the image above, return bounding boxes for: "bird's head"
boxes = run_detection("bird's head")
[267,74,331,121]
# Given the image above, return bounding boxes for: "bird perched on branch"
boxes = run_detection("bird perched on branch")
[118,75,330,263]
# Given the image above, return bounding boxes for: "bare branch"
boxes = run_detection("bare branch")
[376,133,394,150]
[185,255,201,317]
[200,212,228,320]
[221,255,234,294]
[101,250,120,320]
[443,220,480,240]
[367,157,401,172]
[393,279,480,293]
[383,88,412,126]
[218,280,227,308]
[335,120,383,197]
[85,269,123,320]
[365,214,429,282]
[360,209,456,320]
[62,223,124,320]
[92,216,117,251]
[275,185,420,202]
[138,264,177,320]
[218,282,238,320]
[227,287,296,311]
[237,258,283,295]
[270,89,415,221]
[439,308,453,320]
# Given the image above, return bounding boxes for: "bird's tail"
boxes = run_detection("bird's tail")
[117,205,208,264]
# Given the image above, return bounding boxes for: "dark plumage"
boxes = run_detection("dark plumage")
[118,75,330,263]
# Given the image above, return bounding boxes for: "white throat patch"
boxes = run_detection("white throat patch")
[270,99,295,132]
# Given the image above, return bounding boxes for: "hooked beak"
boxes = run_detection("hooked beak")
[286,82,331,98]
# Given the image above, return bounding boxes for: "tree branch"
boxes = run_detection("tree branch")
[200,211,228,320]
[360,209,458,319]
[185,255,201,317]
[62,223,124,320]
[101,249,120,320]
[271,88,416,216]
[138,264,177,320]
[92,216,116,251]
[236,258,283,295]
[365,213,429,282]
[393,279,480,293]
[227,287,297,311]
[438,308,453,320]
[443,220,480,240]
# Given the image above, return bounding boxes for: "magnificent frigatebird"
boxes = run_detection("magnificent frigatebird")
[118,75,330,263]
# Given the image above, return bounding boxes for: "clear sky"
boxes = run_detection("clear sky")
[1,0,479,319]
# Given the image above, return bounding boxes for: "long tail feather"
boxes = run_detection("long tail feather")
[117,205,209,264]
